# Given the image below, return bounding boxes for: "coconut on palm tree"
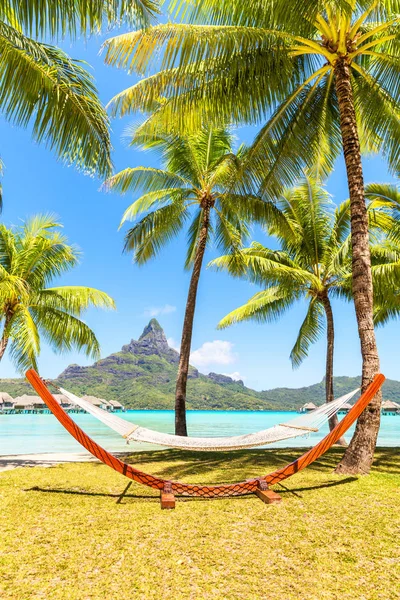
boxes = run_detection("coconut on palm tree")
[0,0,159,197]
[103,0,399,473]
[0,215,115,372]
[104,126,282,435]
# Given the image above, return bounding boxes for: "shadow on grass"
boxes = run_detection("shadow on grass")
[108,447,399,481]
[25,477,358,504]
[277,476,357,498]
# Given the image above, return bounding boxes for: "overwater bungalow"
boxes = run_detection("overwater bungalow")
[108,399,125,412]
[381,400,400,415]
[0,392,15,413]
[82,395,112,411]
[299,402,318,413]
[13,395,46,413]
[53,394,74,410]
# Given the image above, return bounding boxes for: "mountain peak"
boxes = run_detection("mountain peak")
[139,318,164,341]
[121,319,179,363]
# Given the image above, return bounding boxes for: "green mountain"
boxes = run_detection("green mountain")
[1,319,397,410]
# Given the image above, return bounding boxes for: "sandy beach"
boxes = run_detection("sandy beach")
[0,452,103,472]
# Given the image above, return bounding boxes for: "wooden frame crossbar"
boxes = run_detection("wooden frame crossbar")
[25,370,384,506]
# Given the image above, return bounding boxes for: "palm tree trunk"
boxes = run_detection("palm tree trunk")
[0,335,9,360]
[0,314,11,361]
[320,292,346,446]
[175,204,211,435]
[333,57,381,474]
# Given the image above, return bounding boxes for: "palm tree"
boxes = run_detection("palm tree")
[104,126,280,435]
[0,0,159,197]
[212,177,400,440]
[0,215,115,372]
[103,0,399,473]
[212,177,353,442]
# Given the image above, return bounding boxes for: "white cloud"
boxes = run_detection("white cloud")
[190,340,237,368]
[167,337,180,352]
[222,371,245,382]
[144,304,176,317]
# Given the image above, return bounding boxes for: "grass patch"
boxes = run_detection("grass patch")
[0,447,399,599]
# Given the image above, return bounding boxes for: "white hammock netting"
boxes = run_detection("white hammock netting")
[59,387,360,451]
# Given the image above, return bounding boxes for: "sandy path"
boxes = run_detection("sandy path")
[0,452,109,472]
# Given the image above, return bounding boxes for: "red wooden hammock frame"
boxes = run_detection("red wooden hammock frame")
[26,370,384,508]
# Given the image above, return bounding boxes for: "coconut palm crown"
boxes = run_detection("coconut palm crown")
[104,0,399,189]
[0,215,115,373]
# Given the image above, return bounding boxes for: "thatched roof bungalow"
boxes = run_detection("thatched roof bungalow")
[53,394,73,409]
[82,395,111,410]
[0,391,14,408]
[381,400,400,413]
[108,399,125,411]
[13,395,45,410]
[299,402,318,413]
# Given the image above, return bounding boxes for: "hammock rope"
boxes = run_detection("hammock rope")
[58,386,360,451]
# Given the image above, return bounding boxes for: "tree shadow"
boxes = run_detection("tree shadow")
[25,476,357,505]
[24,485,255,504]
[277,476,358,498]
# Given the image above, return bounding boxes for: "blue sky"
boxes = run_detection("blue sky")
[0,29,398,391]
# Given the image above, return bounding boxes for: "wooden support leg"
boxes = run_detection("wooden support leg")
[255,479,282,505]
[160,482,176,509]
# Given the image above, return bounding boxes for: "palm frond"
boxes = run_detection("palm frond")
[351,63,400,177]
[37,287,115,316]
[0,223,17,271]
[103,23,294,76]
[217,286,299,329]
[0,0,158,38]
[169,0,352,33]
[123,199,189,263]
[120,188,190,226]
[30,306,101,360]
[7,305,40,372]
[242,72,341,198]
[0,267,28,309]
[214,208,250,254]
[104,167,191,195]
[0,23,112,177]
[366,182,400,211]
[211,243,322,290]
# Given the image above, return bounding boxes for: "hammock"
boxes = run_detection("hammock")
[57,386,360,451]
[25,370,385,507]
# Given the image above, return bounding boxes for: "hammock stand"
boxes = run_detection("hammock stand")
[26,369,385,509]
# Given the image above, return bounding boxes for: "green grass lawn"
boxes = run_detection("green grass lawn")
[0,447,399,600]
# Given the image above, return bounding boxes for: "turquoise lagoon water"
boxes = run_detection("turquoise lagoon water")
[0,410,398,455]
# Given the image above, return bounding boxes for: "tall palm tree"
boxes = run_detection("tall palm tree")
[213,177,353,441]
[212,177,400,439]
[0,0,159,197]
[104,126,281,435]
[103,0,399,473]
[0,215,115,372]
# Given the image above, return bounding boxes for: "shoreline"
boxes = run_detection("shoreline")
[1,445,399,472]
[0,451,129,472]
